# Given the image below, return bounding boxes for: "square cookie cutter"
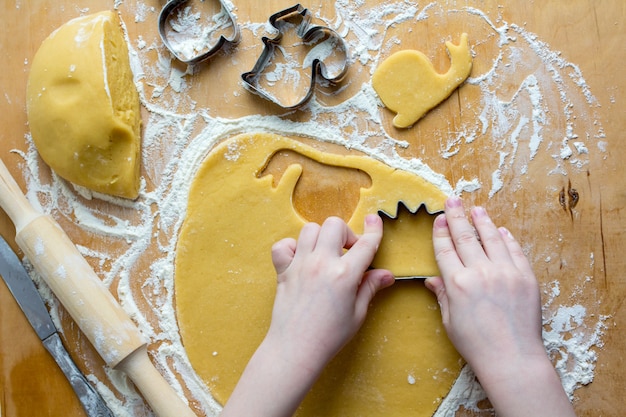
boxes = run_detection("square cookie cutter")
[241,4,350,109]
[158,0,240,65]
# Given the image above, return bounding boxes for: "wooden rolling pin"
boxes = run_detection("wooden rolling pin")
[0,158,196,417]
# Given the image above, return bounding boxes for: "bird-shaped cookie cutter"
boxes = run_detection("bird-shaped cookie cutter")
[158,0,240,65]
[241,4,350,109]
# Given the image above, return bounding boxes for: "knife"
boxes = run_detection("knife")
[0,235,115,417]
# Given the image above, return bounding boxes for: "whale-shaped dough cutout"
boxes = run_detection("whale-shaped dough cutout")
[373,33,472,128]
[27,11,141,199]
[175,133,462,416]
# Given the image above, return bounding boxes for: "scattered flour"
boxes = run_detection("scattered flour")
[15,1,609,416]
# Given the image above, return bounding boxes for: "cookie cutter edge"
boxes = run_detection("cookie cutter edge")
[241,3,350,109]
[158,0,240,65]
[377,202,443,280]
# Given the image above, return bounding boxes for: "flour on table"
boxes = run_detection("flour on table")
[14,1,609,416]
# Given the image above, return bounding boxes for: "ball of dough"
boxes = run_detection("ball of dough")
[27,11,141,199]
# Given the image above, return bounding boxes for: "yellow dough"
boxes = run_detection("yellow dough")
[372,33,472,128]
[175,133,463,416]
[27,11,141,199]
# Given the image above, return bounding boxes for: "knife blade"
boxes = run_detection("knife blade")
[0,235,115,417]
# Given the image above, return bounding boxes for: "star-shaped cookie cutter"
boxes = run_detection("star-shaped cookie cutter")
[158,0,240,65]
[241,4,350,109]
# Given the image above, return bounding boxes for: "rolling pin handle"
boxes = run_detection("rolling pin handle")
[116,346,197,417]
[0,157,40,231]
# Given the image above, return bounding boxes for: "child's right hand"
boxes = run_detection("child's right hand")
[425,197,576,417]
[425,196,544,373]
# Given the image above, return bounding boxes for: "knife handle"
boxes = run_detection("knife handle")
[43,333,115,417]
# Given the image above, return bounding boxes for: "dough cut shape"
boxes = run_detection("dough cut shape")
[175,133,462,416]
[27,11,141,199]
[372,33,472,128]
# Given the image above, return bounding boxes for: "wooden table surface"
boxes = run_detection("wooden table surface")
[1,1,624,416]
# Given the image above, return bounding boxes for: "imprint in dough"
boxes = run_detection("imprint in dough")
[175,133,463,416]
[372,33,472,128]
[26,11,141,199]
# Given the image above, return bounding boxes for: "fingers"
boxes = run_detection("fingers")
[437,197,516,269]
[424,276,450,325]
[432,213,464,278]
[288,215,382,282]
[292,222,321,264]
[471,206,513,263]
[443,197,489,265]
[343,214,384,271]
[354,268,394,319]
[271,237,297,276]
[316,217,357,255]
[498,227,535,278]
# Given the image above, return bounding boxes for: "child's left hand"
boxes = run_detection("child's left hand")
[221,215,394,417]
[268,214,395,368]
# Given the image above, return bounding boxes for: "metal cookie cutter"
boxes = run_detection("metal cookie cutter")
[377,202,444,281]
[158,0,240,65]
[241,4,350,109]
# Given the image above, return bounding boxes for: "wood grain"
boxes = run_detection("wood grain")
[1,1,624,416]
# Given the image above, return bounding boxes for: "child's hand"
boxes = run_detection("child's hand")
[425,197,575,417]
[221,215,394,417]
[425,196,544,371]
[268,215,395,368]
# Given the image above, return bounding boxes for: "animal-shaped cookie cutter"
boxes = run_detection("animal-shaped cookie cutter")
[241,4,350,109]
[158,0,240,65]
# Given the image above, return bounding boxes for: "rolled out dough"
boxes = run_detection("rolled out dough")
[26,11,141,199]
[175,133,463,416]
[372,33,472,128]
